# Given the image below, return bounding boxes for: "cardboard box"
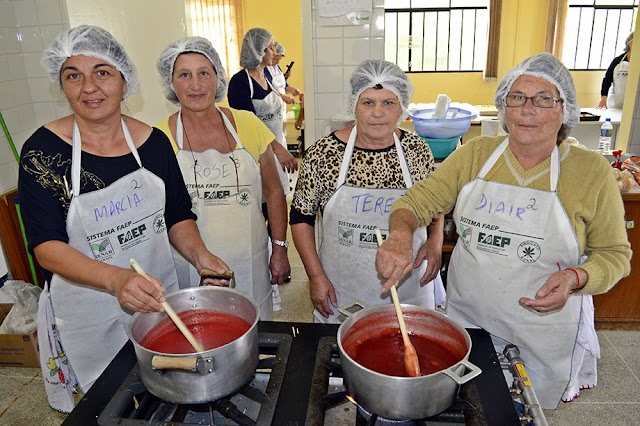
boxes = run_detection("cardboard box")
[0,303,39,367]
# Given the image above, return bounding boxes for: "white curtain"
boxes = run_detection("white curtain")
[187,0,244,77]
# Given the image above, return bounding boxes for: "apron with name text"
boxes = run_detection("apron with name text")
[447,139,597,409]
[49,119,178,392]
[173,108,272,320]
[317,126,445,324]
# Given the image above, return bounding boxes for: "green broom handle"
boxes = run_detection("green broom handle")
[14,197,39,286]
[0,112,19,164]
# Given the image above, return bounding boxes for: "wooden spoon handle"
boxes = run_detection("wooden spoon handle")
[130,258,205,353]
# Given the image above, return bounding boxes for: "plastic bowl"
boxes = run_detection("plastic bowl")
[420,136,460,159]
[409,107,476,139]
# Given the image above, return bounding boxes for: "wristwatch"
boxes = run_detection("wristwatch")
[272,239,289,248]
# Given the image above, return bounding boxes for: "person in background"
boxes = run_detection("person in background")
[291,59,445,324]
[156,36,290,319]
[18,26,230,411]
[377,52,631,409]
[265,41,301,107]
[227,28,298,196]
[596,31,633,109]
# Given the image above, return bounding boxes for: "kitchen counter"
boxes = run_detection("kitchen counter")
[594,190,640,327]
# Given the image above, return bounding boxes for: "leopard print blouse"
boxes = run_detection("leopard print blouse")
[290,129,436,226]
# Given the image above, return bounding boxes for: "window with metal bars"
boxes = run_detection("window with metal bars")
[384,0,489,73]
[562,0,638,70]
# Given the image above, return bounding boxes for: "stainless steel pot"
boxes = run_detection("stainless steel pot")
[128,286,259,403]
[337,304,481,420]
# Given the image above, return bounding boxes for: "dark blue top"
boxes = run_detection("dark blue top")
[227,69,274,114]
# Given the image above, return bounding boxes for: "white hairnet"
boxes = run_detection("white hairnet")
[494,52,580,133]
[156,36,228,105]
[240,28,272,69]
[273,41,285,56]
[348,59,414,114]
[41,25,139,99]
[625,32,634,52]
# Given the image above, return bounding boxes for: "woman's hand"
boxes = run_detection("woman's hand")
[596,96,608,109]
[414,237,442,285]
[281,94,295,105]
[111,268,166,313]
[195,251,233,287]
[309,275,338,318]
[519,268,586,312]
[269,245,291,285]
[271,141,299,172]
[376,232,414,293]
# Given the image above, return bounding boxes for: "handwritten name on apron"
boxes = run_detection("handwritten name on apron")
[193,161,235,180]
[93,191,143,222]
[351,193,398,215]
[473,193,532,220]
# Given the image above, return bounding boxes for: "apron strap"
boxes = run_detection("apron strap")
[71,118,138,197]
[245,69,254,98]
[477,137,560,191]
[337,126,413,188]
[177,108,245,151]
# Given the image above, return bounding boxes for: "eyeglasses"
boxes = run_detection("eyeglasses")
[191,155,244,207]
[504,94,563,108]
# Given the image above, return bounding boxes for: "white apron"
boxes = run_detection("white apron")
[173,108,272,320]
[246,69,289,195]
[447,139,598,409]
[608,56,630,109]
[316,126,446,324]
[48,119,178,392]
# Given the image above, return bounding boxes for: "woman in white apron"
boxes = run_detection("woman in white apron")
[597,32,633,109]
[265,41,301,141]
[377,53,631,409]
[18,27,231,413]
[156,37,291,319]
[291,60,445,324]
[228,28,298,194]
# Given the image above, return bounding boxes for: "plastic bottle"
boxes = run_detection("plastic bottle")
[598,118,613,152]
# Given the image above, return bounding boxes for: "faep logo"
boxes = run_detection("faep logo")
[477,232,511,247]
[117,224,146,245]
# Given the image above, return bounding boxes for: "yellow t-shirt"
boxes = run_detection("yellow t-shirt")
[156,108,274,163]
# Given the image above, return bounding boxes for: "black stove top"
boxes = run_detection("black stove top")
[63,321,519,425]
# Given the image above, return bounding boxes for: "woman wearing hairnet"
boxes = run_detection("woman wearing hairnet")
[377,52,631,408]
[596,32,633,109]
[265,41,301,106]
[156,37,290,320]
[228,28,298,195]
[291,59,446,324]
[17,26,230,410]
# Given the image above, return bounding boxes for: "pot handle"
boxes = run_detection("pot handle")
[151,355,213,375]
[337,301,366,319]
[441,359,482,385]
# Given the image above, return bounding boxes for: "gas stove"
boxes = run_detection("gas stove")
[63,321,519,425]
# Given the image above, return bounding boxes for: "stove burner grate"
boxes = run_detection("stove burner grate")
[97,333,291,426]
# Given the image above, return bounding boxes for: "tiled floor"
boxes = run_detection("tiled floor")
[1,179,639,425]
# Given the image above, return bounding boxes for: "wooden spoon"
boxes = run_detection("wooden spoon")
[375,229,421,377]
[129,258,205,353]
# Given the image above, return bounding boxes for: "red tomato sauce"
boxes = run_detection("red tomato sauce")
[140,309,251,354]
[344,329,463,377]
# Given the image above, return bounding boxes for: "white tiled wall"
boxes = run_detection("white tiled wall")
[308,0,385,144]
[628,88,640,154]
[0,0,69,195]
